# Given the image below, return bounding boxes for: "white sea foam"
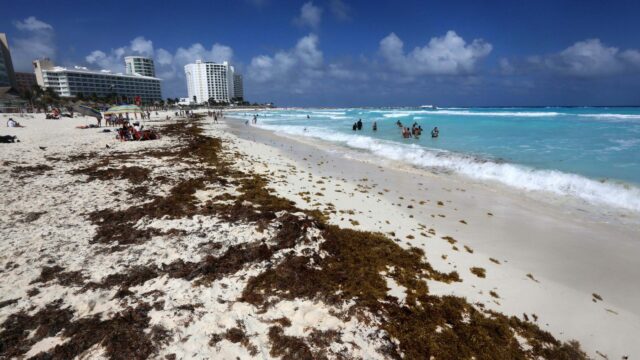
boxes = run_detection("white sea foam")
[378,110,562,118]
[257,124,640,212]
[311,111,346,116]
[432,110,562,117]
[578,114,640,120]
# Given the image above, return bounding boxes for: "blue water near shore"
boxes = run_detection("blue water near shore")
[234,107,640,212]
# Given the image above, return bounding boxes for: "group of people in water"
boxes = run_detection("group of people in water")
[397,120,424,138]
[349,118,439,139]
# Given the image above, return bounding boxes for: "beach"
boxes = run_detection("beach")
[1,110,638,359]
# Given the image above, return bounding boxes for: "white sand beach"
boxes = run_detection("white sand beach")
[0,111,638,359]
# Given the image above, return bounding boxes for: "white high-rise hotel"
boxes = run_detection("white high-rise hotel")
[184,60,243,104]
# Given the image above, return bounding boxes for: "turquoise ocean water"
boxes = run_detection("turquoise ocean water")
[233,107,640,212]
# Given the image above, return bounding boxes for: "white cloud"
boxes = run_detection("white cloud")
[130,36,154,57]
[10,16,56,71]
[247,34,322,84]
[13,16,53,31]
[328,63,367,80]
[529,39,640,77]
[85,49,120,72]
[174,43,233,65]
[379,31,492,76]
[85,36,158,72]
[156,48,174,66]
[329,0,350,21]
[85,50,107,65]
[499,58,515,75]
[620,49,640,67]
[544,39,621,77]
[294,34,323,67]
[294,2,323,29]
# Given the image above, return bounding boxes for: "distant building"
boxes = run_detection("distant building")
[178,97,193,106]
[233,74,243,100]
[184,60,241,104]
[0,33,17,88]
[15,72,36,93]
[0,87,26,112]
[33,58,162,103]
[125,56,155,77]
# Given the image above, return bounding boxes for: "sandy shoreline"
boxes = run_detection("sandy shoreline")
[224,115,640,358]
[0,111,638,358]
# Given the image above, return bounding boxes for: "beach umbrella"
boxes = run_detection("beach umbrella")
[104,104,143,115]
[73,104,102,119]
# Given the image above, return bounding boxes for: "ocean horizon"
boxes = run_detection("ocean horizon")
[235,106,640,212]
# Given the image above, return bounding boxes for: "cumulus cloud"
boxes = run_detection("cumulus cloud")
[85,36,155,72]
[13,16,53,31]
[294,2,323,29]
[174,43,233,66]
[155,49,174,66]
[130,37,154,57]
[621,49,640,67]
[328,63,367,80]
[379,31,492,76]
[544,39,622,77]
[248,34,322,84]
[329,0,350,21]
[10,16,56,71]
[516,39,640,78]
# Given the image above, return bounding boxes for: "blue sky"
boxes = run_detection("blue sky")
[2,0,640,106]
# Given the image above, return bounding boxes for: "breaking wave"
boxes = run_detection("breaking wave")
[257,124,640,212]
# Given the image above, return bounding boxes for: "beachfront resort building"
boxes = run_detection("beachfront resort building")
[0,33,17,88]
[15,72,37,93]
[233,74,243,100]
[125,56,155,77]
[184,60,242,104]
[33,58,162,102]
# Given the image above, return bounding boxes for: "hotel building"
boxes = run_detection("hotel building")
[33,58,162,102]
[0,33,17,88]
[15,72,37,93]
[233,74,243,100]
[125,56,155,77]
[184,60,242,104]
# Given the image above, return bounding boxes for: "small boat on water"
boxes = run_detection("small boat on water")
[420,104,438,110]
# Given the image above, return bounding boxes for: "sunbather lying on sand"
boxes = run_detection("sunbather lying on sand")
[0,135,19,143]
